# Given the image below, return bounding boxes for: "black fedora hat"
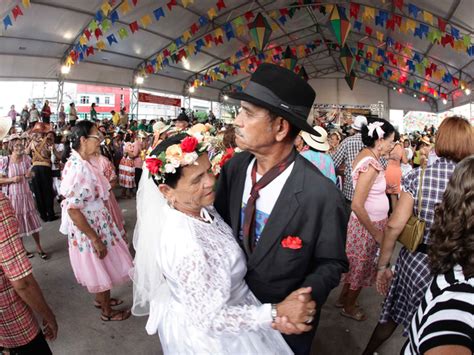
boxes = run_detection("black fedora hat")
[228,63,320,136]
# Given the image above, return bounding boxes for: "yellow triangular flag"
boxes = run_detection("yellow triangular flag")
[248,40,256,49]
[236,25,246,37]
[101,2,112,16]
[22,0,30,8]
[376,31,384,42]
[423,11,433,25]
[140,14,152,28]
[269,10,278,19]
[406,19,416,32]
[182,31,191,41]
[214,28,224,38]
[271,22,279,31]
[363,6,375,20]
[119,0,130,15]
[97,40,106,50]
[208,7,217,20]
[187,43,195,55]
[182,0,194,8]
[79,35,88,46]
[65,56,74,66]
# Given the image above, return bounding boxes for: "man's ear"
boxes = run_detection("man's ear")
[274,117,291,142]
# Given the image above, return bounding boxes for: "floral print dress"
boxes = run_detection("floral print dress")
[59,150,132,293]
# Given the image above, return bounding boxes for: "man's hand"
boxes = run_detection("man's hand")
[271,287,317,335]
[42,314,58,341]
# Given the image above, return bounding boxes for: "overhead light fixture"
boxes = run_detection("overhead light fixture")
[135,76,144,85]
[413,94,417,98]
[393,86,396,90]
[420,96,426,102]
[61,65,71,75]
[442,98,448,104]
[223,95,229,101]
[398,88,403,93]
[189,86,195,93]
[182,58,190,70]
[465,88,471,95]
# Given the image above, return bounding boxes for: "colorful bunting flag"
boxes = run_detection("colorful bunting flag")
[119,0,131,15]
[140,14,152,28]
[153,7,165,21]
[106,34,118,46]
[129,21,139,33]
[12,5,23,20]
[282,46,297,70]
[118,27,129,40]
[3,15,12,30]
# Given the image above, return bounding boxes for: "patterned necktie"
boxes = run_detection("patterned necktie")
[242,149,297,256]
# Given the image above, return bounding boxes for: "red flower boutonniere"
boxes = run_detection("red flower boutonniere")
[281,236,302,250]
[146,157,163,175]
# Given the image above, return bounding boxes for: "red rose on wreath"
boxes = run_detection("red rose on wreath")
[281,236,302,249]
[146,157,163,175]
[180,136,199,153]
[219,148,235,168]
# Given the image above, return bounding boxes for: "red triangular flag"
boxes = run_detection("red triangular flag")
[132,0,138,5]
[84,29,92,41]
[216,0,226,11]
[129,21,139,33]
[167,0,177,11]
[12,5,23,20]
[94,28,102,40]
[350,3,360,19]
[438,17,446,32]
[244,11,254,21]
[393,0,404,11]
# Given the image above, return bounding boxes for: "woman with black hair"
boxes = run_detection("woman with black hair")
[337,119,395,321]
[60,121,133,322]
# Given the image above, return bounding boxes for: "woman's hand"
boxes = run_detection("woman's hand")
[376,268,393,296]
[92,238,107,259]
[10,176,22,183]
[373,229,384,244]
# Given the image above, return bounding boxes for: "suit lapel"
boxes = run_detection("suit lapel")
[247,156,305,270]
[229,154,253,244]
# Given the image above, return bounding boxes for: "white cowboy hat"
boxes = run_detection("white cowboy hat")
[301,126,330,152]
[351,115,368,131]
[0,117,12,142]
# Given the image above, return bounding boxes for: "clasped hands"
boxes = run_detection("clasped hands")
[271,287,316,335]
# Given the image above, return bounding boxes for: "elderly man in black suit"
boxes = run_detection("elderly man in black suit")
[215,64,349,355]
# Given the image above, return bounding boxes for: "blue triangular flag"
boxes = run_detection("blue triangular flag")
[110,10,119,24]
[408,4,420,18]
[106,34,118,46]
[3,15,12,30]
[153,7,165,21]
[198,16,208,26]
[95,10,103,22]
[225,30,234,41]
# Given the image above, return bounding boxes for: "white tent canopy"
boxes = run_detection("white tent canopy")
[0,0,472,111]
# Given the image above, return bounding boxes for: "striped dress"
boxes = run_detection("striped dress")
[401,265,473,354]
[0,155,42,237]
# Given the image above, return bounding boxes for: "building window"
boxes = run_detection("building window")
[95,97,100,104]
[80,95,89,104]
[104,96,110,105]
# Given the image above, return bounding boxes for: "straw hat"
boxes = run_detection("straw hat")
[31,122,53,134]
[0,118,12,142]
[301,126,330,152]
[419,136,431,145]
[153,121,171,135]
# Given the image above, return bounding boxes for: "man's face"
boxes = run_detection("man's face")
[175,120,188,130]
[233,101,277,153]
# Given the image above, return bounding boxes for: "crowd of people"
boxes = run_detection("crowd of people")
[1,63,473,355]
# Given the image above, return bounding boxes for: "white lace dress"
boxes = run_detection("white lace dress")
[146,204,292,355]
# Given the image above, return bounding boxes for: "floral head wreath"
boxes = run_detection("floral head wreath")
[145,123,233,183]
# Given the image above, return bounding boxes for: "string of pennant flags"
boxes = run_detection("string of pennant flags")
[65,0,228,67]
[2,0,30,30]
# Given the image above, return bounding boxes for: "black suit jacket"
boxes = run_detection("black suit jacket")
[215,151,349,307]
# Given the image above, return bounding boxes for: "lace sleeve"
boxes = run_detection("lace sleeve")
[174,246,271,335]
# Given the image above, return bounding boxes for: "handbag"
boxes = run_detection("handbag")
[398,168,426,252]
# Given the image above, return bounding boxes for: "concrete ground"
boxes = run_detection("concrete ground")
[24,195,405,355]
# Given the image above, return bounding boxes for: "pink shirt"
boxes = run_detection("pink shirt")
[352,157,389,222]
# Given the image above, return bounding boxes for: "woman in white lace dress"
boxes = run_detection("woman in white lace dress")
[132,133,294,354]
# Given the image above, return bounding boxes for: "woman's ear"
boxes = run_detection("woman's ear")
[159,184,173,202]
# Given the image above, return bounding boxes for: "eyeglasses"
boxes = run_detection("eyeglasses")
[87,134,102,142]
